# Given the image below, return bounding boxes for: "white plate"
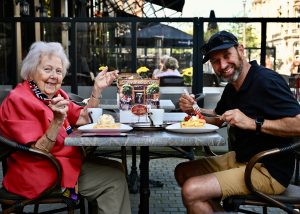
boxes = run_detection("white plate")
[165,123,219,133]
[78,123,133,133]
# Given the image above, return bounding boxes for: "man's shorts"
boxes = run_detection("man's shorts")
[195,151,286,199]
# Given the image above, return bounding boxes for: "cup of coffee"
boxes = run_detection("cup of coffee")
[87,108,103,123]
[148,109,165,126]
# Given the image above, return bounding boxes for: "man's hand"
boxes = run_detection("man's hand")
[178,94,195,113]
[221,109,255,130]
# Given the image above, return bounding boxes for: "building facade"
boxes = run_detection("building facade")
[251,0,300,74]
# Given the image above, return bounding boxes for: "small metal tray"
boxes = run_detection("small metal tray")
[130,123,169,131]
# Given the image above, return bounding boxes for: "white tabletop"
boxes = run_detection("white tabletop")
[65,129,225,147]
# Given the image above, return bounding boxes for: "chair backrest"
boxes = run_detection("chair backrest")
[0,89,10,104]
[67,92,84,102]
[203,73,220,87]
[223,141,300,214]
[0,135,70,213]
[67,92,86,106]
[159,76,185,86]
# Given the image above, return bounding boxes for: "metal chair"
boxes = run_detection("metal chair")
[0,134,85,214]
[222,142,300,214]
[67,92,87,106]
[159,76,185,86]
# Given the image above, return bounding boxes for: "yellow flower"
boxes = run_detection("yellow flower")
[136,66,149,75]
[181,67,193,77]
[98,66,107,71]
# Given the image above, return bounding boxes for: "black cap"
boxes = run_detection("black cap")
[201,31,238,64]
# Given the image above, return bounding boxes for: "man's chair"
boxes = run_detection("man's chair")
[0,134,85,214]
[222,141,300,214]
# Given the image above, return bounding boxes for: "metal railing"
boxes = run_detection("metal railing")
[0,17,299,95]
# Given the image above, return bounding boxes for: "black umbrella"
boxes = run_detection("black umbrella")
[122,23,193,47]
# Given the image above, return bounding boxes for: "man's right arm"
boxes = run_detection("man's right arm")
[178,94,224,127]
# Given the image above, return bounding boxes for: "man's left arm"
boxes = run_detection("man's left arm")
[261,114,300,137]
[222,109,300,137]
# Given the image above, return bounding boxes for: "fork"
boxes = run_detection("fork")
[45,98,87,106]
[183,89,221,118]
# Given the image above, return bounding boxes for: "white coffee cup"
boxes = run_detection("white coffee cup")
[87,108,103,123]
[149,109,165,126]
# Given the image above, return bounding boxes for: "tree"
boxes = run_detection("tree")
[204,10,219,42]
[228,23,259,48]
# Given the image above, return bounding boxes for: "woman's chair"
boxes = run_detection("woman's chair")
[222,141,300,214]
[0,134,85,214]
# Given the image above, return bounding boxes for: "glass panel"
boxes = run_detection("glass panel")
[202,22,262,87]
[74,22,132,86]
[267,22,300,75]
[0,22,13,84]
[136,21,193,85]
[25,22,71,85]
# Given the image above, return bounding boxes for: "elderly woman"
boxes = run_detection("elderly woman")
[152,55,170,78]
[154,56,181,78]
[0,42,131,214]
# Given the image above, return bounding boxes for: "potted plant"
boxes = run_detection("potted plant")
[146,83,160,108]
[122,84,133,97]
[182,67,193,86]
[136,66,150,78]
[120,84,133,110]
[146,83,159,95]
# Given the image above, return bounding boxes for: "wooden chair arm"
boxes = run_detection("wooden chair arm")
[244,142,300,214]
[0,134,62,213]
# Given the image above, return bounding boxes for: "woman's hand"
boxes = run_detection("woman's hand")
[94,67,119,91]
[48,95,69,124]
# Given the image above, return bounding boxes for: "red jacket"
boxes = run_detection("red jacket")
[0,81,83,199]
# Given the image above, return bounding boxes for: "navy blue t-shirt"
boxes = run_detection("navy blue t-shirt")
[215,60,300,187]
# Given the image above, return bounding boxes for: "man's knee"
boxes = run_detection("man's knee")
[174,162,187,186]
[182,178,200,203]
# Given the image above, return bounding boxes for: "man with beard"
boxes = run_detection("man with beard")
[175,31,300,214]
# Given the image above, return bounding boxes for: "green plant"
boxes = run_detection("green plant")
[122,84,133,96]
[136,66,150,78]
[182,67,193,85]
[146,83,159,95]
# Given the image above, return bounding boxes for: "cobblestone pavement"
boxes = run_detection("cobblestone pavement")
[129,157,286,214]
[0,156,288,213]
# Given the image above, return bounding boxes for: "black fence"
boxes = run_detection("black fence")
[0,17,299,95]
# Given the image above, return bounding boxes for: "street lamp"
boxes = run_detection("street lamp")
[16,0,30,16]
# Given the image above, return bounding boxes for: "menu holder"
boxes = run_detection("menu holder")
[117,78,160,111]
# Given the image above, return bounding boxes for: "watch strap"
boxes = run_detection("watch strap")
[255,117,264,133]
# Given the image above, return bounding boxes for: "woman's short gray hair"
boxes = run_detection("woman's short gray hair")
[20,41,70,80]
[164,56,179,70]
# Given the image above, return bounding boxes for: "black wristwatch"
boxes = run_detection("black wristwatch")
[255,117,264,133]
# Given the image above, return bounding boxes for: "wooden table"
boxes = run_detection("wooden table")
[65,129,225,214]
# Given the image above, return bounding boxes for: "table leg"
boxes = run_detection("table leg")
[139,146,150,214]
[128,146,139,193]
